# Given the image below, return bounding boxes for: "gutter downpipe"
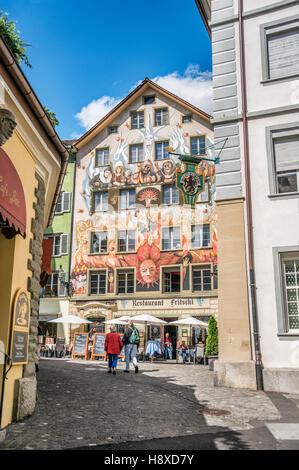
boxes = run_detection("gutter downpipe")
[238,0,263,390]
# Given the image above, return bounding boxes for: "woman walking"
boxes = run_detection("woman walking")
[104,326,123,375]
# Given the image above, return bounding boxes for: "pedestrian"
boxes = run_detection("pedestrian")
[164,332,173,360]
[104,326,123,375]
[122,320,140,373]
[88,327,96,359]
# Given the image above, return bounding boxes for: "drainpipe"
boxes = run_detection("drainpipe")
[238,0,263,390]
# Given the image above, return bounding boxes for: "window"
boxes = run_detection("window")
[55,192,71,214]
[163,269,181,293]
[129,144,143,163]
[282,257,299,330]
[119,189,135,210]
[143,95,155,105]
[155,108,168,126]
[90,232,108,254]
[108,126,118,134]
[155,141,169,161]
[182,115,192,123]
[191,136,206,156]
[118,230,135,252]
[192,266,212,292]
[49,234,68,257]
[45,272,66,297]
[162,227,181,250]
[274,136,299,194]
[90,271,106,295]
[94,191,108,211]
[163,185,179,205]
[191,225,210,248]
[95,148,109,167]
[117,270,134,294]
[131,111,144,129]
[267,125,299,196]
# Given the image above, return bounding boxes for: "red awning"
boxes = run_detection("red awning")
[0,148,26,237]
[41,238,53,275]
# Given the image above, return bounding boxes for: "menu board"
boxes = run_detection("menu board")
[10,289,31,365]
[92,333,125,359]
[72,333,88,359]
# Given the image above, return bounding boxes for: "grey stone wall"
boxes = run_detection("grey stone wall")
[211,0,243,200]
[13,173,45,421]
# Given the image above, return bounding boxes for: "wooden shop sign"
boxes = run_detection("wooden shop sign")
[10,289,30,365]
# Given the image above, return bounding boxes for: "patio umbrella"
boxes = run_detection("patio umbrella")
[48,315,92,345]
[168,317,209,348]
[130,314,167,348]
[104,319,128,325]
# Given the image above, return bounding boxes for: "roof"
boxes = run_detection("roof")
[194,0,211,38]
[75,77,211,150]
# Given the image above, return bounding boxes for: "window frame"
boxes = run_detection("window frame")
[143,95,156,105]
[273,247,299,336]
[45,271,66,297]
[130,110,145,129]
[95,147,110,167]
[191,263,214,293]
[155,140,170,161]
[154,107,169,127]
[89,231,108,255]
[266,122,299,199]
[129,143,144,164]
[260,15,299,83]
[161,225,181,251]
[161,265,182,294]
[108,126,118,134]
[190,135,207,157]
[116,268,135,295]
[182,114,192,124]
[93,190,109,212]
[88,269,108,296]
[119,188,135,210]
[55,192,71,214]
[47,233,68,257]
[162,185,179,205]
[191,224,211,249]
[117,230,136,253]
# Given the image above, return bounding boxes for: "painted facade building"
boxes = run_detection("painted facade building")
[69,78,217,348]
[0,36,68,433]
[39,145,76,341]
[196,0,299,392]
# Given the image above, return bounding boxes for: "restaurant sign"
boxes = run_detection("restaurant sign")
[10,289,31,365]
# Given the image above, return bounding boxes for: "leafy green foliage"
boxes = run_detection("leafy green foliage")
[205,316,218,356]
[43,105,59,128]
[0,11,32,67]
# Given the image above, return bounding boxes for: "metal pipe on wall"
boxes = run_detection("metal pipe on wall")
[238,0,264,390]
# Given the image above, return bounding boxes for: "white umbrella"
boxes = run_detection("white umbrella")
[116,315,133,321]
[47,315,92,346]
[104,319,128,325]
[168,317,208,349]
[130,314,167,348]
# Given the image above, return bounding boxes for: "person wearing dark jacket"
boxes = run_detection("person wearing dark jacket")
[104,326,123,375]
[122,320,139,374]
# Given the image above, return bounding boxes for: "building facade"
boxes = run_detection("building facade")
[69,78,218,349]
[39,146,76,341]
[0,36,68,432]
[196,0,299,392]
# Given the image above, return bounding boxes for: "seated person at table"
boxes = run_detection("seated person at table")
[177,341,195,363]
[164,332,173,360]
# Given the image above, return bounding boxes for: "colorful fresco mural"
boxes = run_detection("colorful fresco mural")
[72,101,217,296]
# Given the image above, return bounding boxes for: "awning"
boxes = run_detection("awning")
[41,238,53,275]
[0,148,26,237]
[38,315,58,322]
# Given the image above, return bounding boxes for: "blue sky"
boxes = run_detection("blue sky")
[4,0,212,140]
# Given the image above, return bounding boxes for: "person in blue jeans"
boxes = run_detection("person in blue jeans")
[122,320,140,373]
[164,332,173,360]
[178,341,195,363]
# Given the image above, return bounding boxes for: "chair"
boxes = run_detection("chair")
[195,344,207,365]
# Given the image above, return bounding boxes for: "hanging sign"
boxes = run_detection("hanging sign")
[176,161,205,207]
[10,289,31,365]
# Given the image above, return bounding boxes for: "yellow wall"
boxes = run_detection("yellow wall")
[0,132,37,428]
[216,198,252,361]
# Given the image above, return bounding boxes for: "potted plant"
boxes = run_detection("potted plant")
[205,316,218,371]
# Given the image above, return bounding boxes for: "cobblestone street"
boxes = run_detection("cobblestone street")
[1,358,299,450]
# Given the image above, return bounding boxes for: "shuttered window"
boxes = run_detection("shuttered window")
[50,234,68,256]
[55,192,71,214]
[268,29,299,79]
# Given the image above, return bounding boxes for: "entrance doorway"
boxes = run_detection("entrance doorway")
[164,324,177,360]
[87,318,105,333]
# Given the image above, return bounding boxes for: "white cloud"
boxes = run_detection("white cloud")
[151,65,213,115]
[75,95,121,131]
[74,65,212,132]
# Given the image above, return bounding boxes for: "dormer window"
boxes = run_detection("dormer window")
[143,95,155,105]
[108,126,118,134]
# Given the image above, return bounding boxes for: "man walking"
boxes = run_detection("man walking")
[122,320,140,373]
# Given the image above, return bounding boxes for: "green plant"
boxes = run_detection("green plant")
[43,105,59,128]
[205,316,218,356]
[0,10,31,67]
